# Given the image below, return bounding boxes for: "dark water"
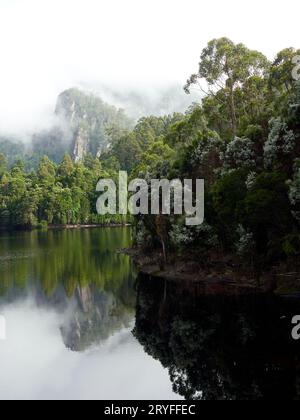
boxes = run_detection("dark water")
[1,228,300,400]
[134,275,300,400]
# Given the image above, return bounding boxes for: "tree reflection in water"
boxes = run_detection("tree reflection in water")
[0,228,136,351]
[134,274,300,400]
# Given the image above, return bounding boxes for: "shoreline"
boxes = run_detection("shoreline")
[122,248,300,296]
[48,223,131,230]
[0,223,131,232]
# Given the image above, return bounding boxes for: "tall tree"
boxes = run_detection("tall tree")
[185,37,269,137]
[269,48,300,92]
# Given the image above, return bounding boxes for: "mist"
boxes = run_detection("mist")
[0,298,178,400]
[0,0,298,139]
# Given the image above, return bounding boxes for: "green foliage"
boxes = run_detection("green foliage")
[185,37,270,137]
[1,38,300,275]
[127,38,300,273]
[107,132,143,173]
[269,48,300,93]
[0,153,127,228]
[211,169,248,247]
[289,159,300,224]
[241,172,294,261]
[0,138,25,166]
[134,140,175,178]
[0,154,7,177]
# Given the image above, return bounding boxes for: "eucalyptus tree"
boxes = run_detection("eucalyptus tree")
[185,37,270,137]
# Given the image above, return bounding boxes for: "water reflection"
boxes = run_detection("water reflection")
[0,229,179,400]
[0,228,133,297]
[3,229,300,400]
[134,274,300,401]
[0,302,176,400]
[0,228,136,351]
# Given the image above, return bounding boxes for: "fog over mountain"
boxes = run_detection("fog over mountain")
[0,84,200,167]
[0,0,297,139]
[0,82,200,139]
[88,83,201,119]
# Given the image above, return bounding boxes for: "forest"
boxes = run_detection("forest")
[0,37,300,279]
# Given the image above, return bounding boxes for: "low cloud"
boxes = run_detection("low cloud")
[0,0,297,140]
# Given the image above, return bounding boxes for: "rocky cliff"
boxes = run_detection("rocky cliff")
[29,88,132,164]
[55,88,132,162]
[73,127,89,163]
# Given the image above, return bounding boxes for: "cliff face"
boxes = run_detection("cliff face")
[73,127,89,163]
[55,88,132,162]
[30,87,132,164]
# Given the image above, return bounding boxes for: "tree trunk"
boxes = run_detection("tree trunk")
[229,84,237,138]
[155,214,168,269]
[161,239,167,266]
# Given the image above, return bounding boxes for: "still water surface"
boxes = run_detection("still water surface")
[1,228,300,400]
[0,228,177,400]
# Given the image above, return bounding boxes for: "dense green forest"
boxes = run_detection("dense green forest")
[0,153,129,227]
[1,37,300,277]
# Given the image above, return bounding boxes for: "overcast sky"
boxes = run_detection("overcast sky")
[0,0,299,136]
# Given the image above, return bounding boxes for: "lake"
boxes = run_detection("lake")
[1,228,300,400]
[0,228,178,400]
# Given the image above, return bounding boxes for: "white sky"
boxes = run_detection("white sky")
[0,0,299,136]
